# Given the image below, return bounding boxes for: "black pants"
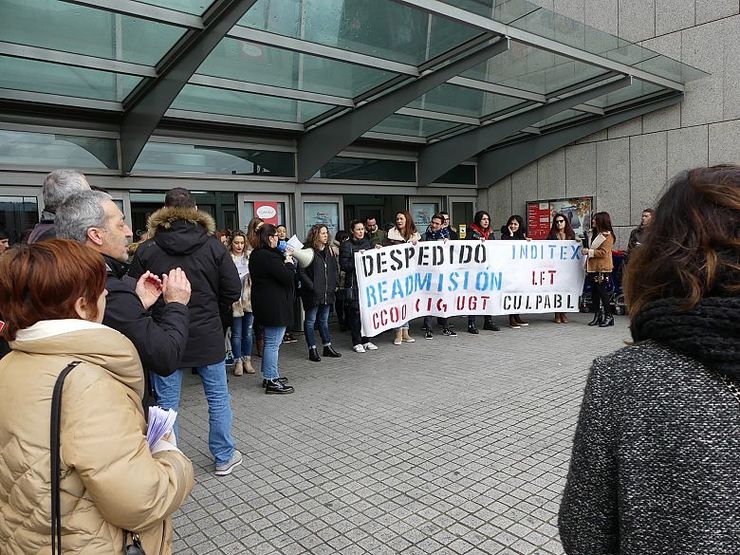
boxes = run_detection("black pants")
[423,316,448,329]
[349,304,368,346]
[589,273,612,316]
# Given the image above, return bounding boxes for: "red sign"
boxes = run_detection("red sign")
[527,202,551,240]
[254,201,279,225]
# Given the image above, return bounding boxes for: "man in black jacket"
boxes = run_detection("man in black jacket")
[129,187,242,477]
[28,169,91,244]
[56,190,192,410]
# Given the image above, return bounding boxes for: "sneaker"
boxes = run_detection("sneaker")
[282,333,298,344]
[262,377,289,388]
[265,379,295,394]
[353,344,366,353]
[441,327,457,337]
[424,328,433,340]
[215,449,243,476]
[517,320,529,327]
[363,342,379,350]
[509,322,522,329]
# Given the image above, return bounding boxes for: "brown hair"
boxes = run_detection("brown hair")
[547,213,576,240]
[229,230,247,255]
[246,217,264,250]
[624,165,740,316]
[395,211,417,241]
[305,224,330,250]
[0,239,106,340]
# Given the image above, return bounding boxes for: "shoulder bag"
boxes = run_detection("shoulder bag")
[50,361,145,555]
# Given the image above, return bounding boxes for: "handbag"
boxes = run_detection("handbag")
[50,361,146,555]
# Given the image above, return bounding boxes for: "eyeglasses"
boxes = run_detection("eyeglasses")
[555,219,566,224]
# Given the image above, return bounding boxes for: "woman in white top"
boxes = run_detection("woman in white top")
[229,230,256,375]
[385,211,421,345]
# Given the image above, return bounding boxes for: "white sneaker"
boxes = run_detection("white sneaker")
[353,344,366,353]
[363,342,378,350]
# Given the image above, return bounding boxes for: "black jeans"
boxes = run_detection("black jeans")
[423,316,448,329]
[589,273,612,316]
[349,304,368,346]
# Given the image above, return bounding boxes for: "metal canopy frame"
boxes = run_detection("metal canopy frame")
[416,76,631,186]
[296,38,511,181]
[119,0,259,174]
[477,92,683,187]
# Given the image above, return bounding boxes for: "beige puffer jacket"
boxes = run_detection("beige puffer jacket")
[0,320,194,554]
[231,250,253,316]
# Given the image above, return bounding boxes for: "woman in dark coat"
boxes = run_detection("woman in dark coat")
[500,214,530,328]
[467,210,500,334]
[559,165,740,555]
[299,224,341,362]
[248,224,295,394]
[339,219,377,353]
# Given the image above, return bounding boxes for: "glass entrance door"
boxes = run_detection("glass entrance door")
[0,188,41,245]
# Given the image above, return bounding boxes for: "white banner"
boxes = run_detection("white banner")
[356,240,585,337]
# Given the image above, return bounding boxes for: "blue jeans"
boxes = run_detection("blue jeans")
[304,304,331,348]
[151,360,235,466]
[261,326,285,380]
[231,313,254,359]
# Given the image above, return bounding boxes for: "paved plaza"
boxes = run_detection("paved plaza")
[174,313,629,554]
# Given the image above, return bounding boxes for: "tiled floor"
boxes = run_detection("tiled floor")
[173,312,629,554]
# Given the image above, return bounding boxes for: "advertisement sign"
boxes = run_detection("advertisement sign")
[355,240,585,337]
[526,196,593,240]
[410,203,437,229]
[303,202,339,238]
[254,201,279,225]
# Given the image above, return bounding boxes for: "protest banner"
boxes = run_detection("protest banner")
[355,240,585,337]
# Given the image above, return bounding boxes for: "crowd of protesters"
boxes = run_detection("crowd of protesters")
[1,165,737,553]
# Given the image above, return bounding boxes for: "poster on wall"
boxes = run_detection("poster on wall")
[411,203,437,230]
[254,201,279,225]
[304,202,339,238]
[526,196,593,241]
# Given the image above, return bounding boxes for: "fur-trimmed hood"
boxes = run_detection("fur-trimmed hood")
[146,206,217,257]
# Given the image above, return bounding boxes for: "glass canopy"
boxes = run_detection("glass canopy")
[0,0,708,177]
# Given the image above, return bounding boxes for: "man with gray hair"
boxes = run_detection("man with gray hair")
[56,190,192,409]
[27,169,91,243]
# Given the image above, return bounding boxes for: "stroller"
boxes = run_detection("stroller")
[579,250,628,315]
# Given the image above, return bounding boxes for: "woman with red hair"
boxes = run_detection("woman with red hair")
[0,239,193,554]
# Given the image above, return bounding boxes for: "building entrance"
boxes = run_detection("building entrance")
[342,194,406,232]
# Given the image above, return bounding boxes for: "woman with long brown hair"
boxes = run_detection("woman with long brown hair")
[559,165,740,554]
[548,213,577,323]
[229,230,256,376]
[583,211,615,327]
[385,211,421,345]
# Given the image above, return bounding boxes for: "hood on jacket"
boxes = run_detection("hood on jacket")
[10,319,145,399]
[146,206,216,256]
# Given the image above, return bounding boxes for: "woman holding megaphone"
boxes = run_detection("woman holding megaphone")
[298,224,342,362]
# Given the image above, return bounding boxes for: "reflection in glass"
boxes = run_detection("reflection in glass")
[0,129,117,169]
[0,0,184,65]
[0,56,140,102]
[433,165,476,185]
[0,196,39,246]
[370,114,460,138]
[314,157,415,182]
[134,141,295,176]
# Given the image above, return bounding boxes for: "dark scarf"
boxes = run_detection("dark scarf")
[103,254,129,279]
[631,297,740,378]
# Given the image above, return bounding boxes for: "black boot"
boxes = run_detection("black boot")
[599,312,614,327]
[483,317,500,331]
[265,379,295,394]
[588,308,603,326]
[323,345,342,358]
[467,324,479,334]
[308,346,321,362]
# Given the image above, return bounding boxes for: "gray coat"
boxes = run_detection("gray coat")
[559,340,740,554]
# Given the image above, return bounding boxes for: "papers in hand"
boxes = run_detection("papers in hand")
[286,234,304,252]
[147,406,177,450]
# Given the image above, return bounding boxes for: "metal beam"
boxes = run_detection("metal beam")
[417,76,631,186]
[119,0,259,174]
[296,38,510,181]
[0,42,157,77]
[477,92,683,186]
[391,0,686,92]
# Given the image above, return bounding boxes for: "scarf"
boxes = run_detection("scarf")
[631,297,740,378]
[470,223,491,240]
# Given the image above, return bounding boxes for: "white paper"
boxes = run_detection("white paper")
[147,406,178,450]
[286,234,304,251]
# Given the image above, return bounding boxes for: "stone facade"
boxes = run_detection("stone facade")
[478,0,740,248]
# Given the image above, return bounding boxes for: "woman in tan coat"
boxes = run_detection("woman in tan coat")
[0,240,193,554]
[583,211,616,327]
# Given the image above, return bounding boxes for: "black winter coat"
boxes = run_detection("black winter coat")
[129,207,240,367]
[102,255,189,409]
[339,236,372,307]
[249,248,295,327]
[299,247,338,308]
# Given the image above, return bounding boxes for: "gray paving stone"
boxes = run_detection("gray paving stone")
[172,314,629,553]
